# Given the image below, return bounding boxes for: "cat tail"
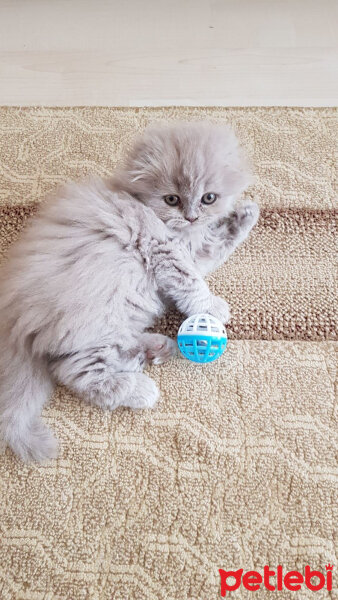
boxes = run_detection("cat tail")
[0,343,58,462]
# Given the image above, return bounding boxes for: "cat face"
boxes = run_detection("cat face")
[114,122,252,232]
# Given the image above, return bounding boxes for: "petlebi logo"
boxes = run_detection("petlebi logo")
[219,564,333,596]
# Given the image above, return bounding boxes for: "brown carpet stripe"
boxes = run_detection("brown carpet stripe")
[0,203,336,341]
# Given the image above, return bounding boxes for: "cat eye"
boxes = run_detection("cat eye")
[201,192,217,205]
[164,194,180,206]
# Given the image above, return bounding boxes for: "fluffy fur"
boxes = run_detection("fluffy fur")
[0,122,259,462]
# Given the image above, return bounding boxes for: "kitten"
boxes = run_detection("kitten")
[0,122,259,462]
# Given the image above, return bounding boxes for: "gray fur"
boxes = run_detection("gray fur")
[0,122,259,462]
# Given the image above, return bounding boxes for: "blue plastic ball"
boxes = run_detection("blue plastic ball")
[177,313,228,363]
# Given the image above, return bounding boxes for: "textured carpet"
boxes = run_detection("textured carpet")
[0,107,337,599]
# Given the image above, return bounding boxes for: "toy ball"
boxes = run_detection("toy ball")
[177,313,227,363]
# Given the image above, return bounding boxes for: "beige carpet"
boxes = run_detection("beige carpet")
[0,107,337,599]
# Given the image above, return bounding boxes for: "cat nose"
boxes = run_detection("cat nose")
[185,216,198,223]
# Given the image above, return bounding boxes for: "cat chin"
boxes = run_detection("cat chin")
[165,217,212,233]
[167,221,200,233]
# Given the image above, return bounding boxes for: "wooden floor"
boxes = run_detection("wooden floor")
[0,0,337,106]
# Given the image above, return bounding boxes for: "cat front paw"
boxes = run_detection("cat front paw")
[207,295,231,324]
[228,202,260,236]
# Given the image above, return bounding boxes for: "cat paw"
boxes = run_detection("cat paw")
[207,295,231,324]
[229,202,260,235]
[142,333,178,365]
[128,374,160,409]
[14,425,60,463]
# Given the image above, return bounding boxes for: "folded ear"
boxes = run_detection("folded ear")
[224,166,254,195]
[130,170,145,183]
[125,135,162,183]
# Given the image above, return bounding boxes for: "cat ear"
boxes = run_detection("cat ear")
[130,171,144,183]
[224,166,253,195]
[129,158,148,183]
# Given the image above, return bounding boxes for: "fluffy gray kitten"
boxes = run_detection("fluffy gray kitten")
[0,122,259,462]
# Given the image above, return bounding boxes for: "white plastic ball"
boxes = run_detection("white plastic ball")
[177,313,228,363]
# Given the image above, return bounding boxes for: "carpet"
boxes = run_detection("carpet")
[0,107,336,599]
